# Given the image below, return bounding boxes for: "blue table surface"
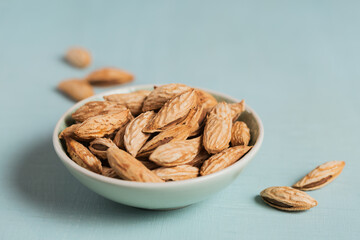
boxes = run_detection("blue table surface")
[1,0,359,239]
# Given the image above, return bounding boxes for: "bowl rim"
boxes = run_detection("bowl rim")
[53,84,264,189]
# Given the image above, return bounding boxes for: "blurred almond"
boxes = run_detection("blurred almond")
[86,67,134,86]
[65,47,91,68]
[58,79,94,102]
[142,83,192,111]
[229,100,245,122]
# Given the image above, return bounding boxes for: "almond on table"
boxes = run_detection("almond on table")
[58,79,94,102]
[86,67,134,86]
[65,47,91,68]
[292,161,345,191]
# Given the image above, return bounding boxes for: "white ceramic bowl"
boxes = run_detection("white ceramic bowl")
[53,84,264,210]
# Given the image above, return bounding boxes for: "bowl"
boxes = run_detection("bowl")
[53,84,264,210]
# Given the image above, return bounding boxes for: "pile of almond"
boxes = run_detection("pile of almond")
[59,83,253,182]
[260,160,345,211]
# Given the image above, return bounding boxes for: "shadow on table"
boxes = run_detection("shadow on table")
[12,134,193,224]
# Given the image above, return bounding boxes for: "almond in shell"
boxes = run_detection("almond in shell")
[65,137,102,174]
[138,125,192,157]
[104,90,151,116]
[86,68,134,86]
[143,89,198,133]
[124,111,156,157]
[152,165,199,181]
[89,138,117,160]
[72,101,128,122]
[231,121,250,146]
[196,89,218,113]
[75,109,131,140]
[229,100,245,122]
[203,102,232,154]
[58,79,94,102]
[292,161,345,191]
[65,47,91,68]
[149,136,202,167]
[260,186,318,211]
[200,145,252,176]
[142,83,192,112]
[107,146,164,182]
[187,149,210,168]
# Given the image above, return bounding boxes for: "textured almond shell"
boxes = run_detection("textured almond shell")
[231,121,251,146]
[200,145,252,176]
[260,186,318,211]
[59,123,81,140]
[292,161,345,191]
[143,89,198,133]
[104,90,151,116]
[142,83,192,111]
[203,102,232,154]
[89,138,117,160]
[149,136,202,167]
[65,47,91,68]
[58,79,94,102]
[86,68,134,86]
[107,146,164,182]
[65,137,102,174]
[152,165,199,181]
[102,167,121,179]
[138,125,192,157]
[124,111,155,157]
[75,110,131,140]
[229,100,245,122]
[196,89,218,113]
[72,101,128,122]
[179,105,206,136]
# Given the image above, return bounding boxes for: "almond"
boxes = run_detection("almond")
[89,138,117,160]
[65,47,91,68]
[143,89,198,133]
[152,165,199,181]
[260,186,318,211]
[124,111,155,157]
[229,100,245,122]
[104,90,151,116]
[65,137,102,174]
[292,161,345,191]
[149,136,202,167]
[203,102,232,154]
[196,89,218,113]
[231,121,250,146]
[187,149,210,168]
[72,101,128,122]
[58,79,94,102]
[142,83,192,111]
[200,145,252,176]
[75,110,131,140]
[86,68,134,86]
[138,125,192,157]
[107,146,164,182]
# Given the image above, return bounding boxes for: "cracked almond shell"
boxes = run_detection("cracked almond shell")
[292,161,345,191]
[260,186,318,211]
[65,137,102,174]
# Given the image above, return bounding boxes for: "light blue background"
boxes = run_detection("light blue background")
[0,0,359,239]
